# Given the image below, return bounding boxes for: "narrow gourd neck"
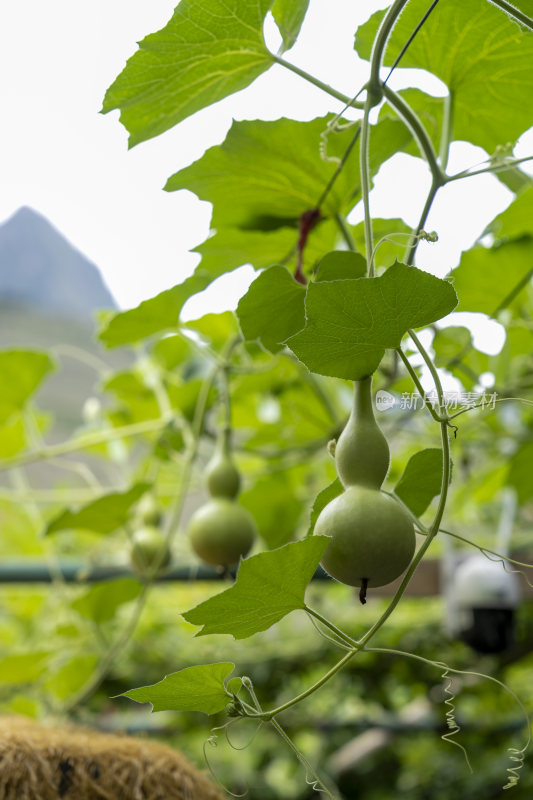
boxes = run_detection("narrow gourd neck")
[353,376,375,424]
[335,375,390,489]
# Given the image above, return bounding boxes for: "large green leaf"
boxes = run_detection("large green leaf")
[0,349,55,424]
[182,537,329,638]
[71,578,143,624]
[193,218,339,281]
[488,186,533,242]
[237,265,306,352]
[121,663,235,714]
[315,251,367,281]
[272,0,310,52]
[99,272,211,348]
[450,239,533,316]
[288,263,458,380]
[166,116,412,229]
[45,484,149,535]
[355,0,533,152]
[394,449,443,517]
[102,0,273,146]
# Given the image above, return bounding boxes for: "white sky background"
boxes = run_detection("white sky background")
[1,0,532,367]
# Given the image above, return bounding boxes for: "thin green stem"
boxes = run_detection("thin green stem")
[360,96,375,275]
[396,347,447,423]
[249,647,359,721]
[448,396,533,420]
[0,416,173,473]
[409,330,445,409]
[484,0,533,31]
[369,0,411,92]
[64,584,149,712]
[305,605,358,648]
[272,55,355,106]
[404,179,440,265]
[382,85,445,186]
[438,92,453,171]
[445,155,533,183]
[334,213,357,252]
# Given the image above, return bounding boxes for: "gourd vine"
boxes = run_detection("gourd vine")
[1,0,533,797]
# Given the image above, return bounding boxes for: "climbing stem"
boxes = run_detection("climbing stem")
[485,0,533,30]
[439,92,453,170]
[382,85,444,186]
[368,0,411,91]
[305,605,359,648]
[335,212,357,252]
[396,347,447,423]
[360,95,375,275]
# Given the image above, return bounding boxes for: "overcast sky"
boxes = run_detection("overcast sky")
[1,0,531,341]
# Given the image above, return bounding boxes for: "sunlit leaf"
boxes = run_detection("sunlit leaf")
[182,537,329,638]
[272,0,310,52]
[45,484,150,535]
[488,186,533,242]
[450,239,533,316]
[99,272,211,348]
[121,662,235,714]
[355,0,533,151]
[288,263,458,379]
[102,0,273,146]
[508,441,533,502]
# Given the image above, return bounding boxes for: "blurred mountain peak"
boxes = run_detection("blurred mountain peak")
[0,206,117,321]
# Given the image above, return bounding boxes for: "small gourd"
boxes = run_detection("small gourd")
[314,376,415,602]
[188,428,256,568]
[130,526,172,576]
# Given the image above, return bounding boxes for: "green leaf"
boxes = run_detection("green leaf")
[0,652,50,685]
[237,265,306,352]
[194,219,339,281]
[394,449,443,517]
[489,186,533,242]
[288,263,458,380]
[0,349,55,424]
[98,272,211,348]
[45,484,149,535]
[121,662,235,714]
[71,578,143,624]
[166,116,411,229]
[240,472,305,548]
[355,0,533,152]
[450,239,533,316]
[272,0,310,52]
[182,537,329,638]
[102,0,273,146]
[315,251,366,281]
[307,478,343,537]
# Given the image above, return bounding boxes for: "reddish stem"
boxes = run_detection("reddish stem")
[294,208,321,284]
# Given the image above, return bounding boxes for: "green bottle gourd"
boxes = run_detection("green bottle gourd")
[315,376,415,601]
[188,428,256,568]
